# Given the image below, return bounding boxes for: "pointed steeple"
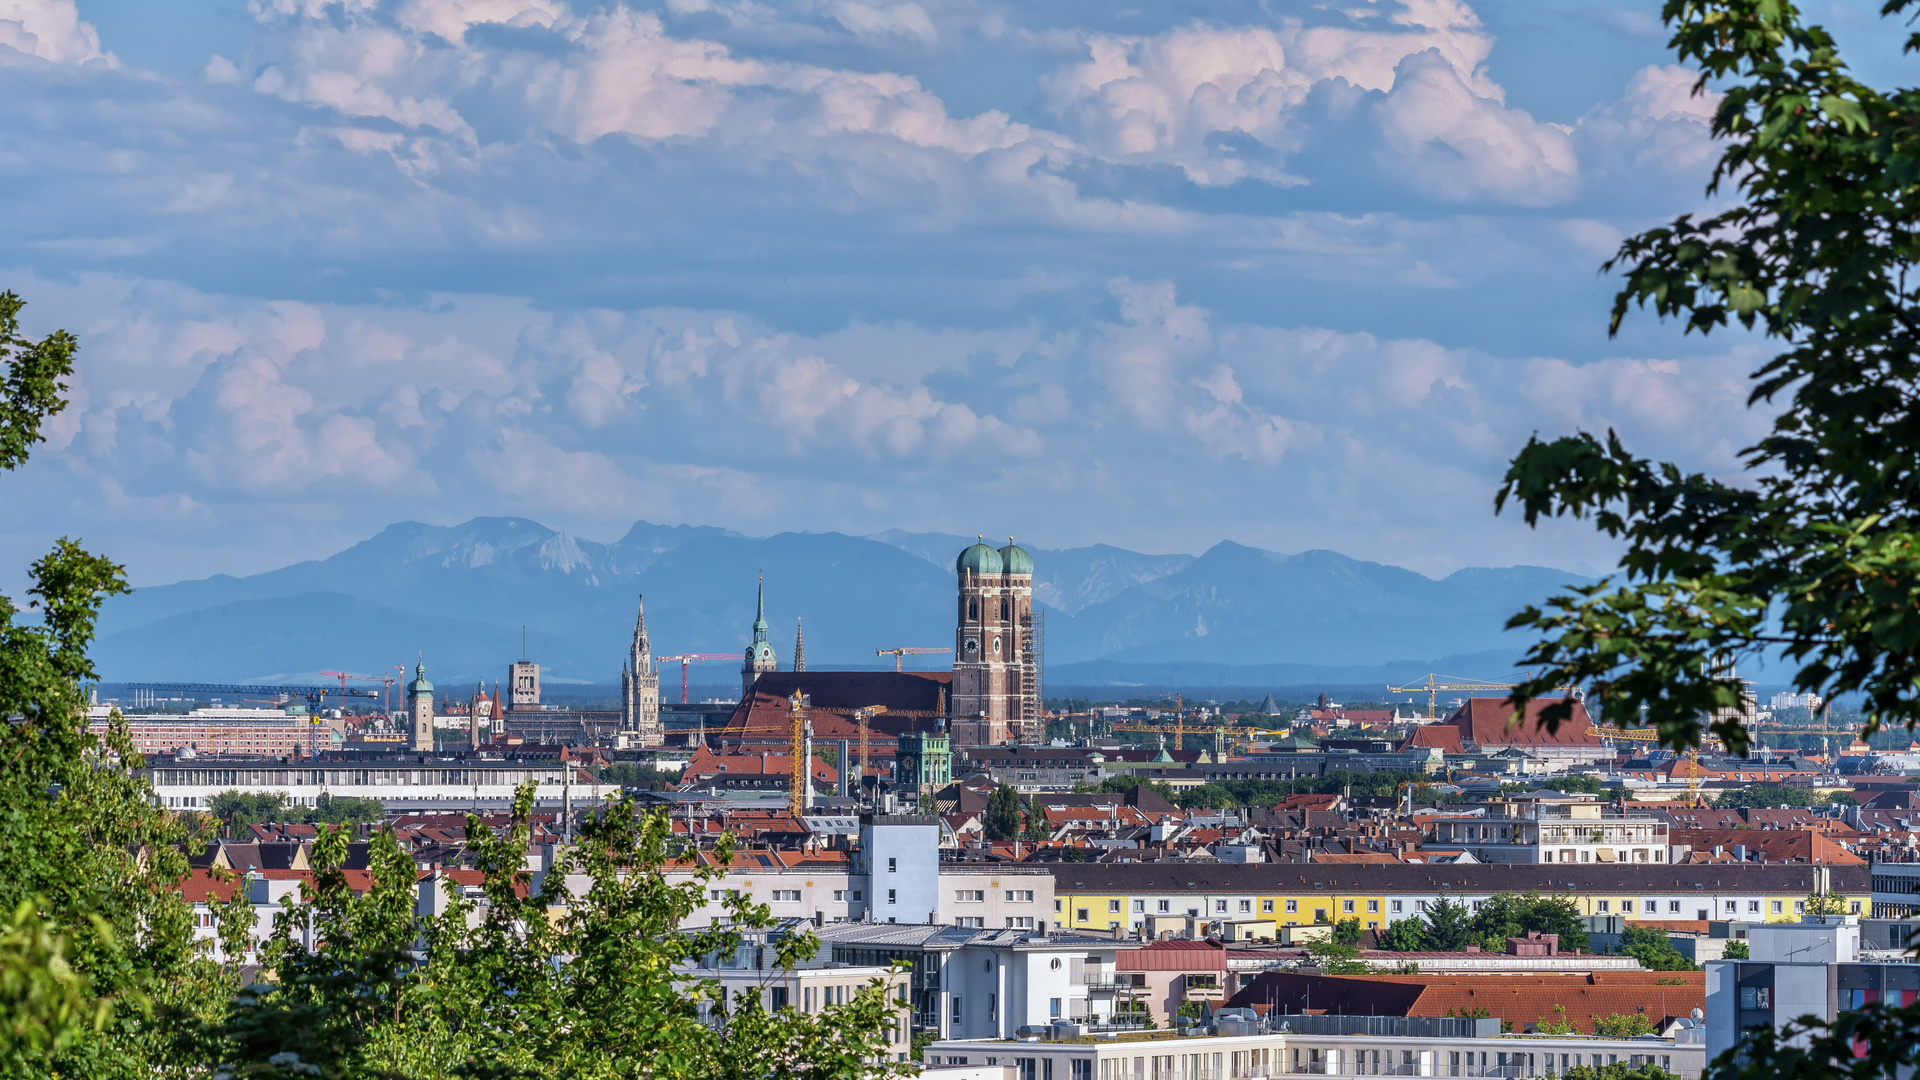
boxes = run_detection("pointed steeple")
[793,617,806,672]
[752,571,770,642]
[633,593,651,654]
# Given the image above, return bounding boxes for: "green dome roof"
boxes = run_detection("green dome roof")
[998,541,1033,576]
[408,658,433,695]
[956,540,1004,576]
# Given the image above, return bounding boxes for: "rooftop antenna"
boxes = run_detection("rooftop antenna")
[521,626,528,661]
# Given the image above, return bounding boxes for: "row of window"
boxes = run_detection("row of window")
[956,890,1037,903]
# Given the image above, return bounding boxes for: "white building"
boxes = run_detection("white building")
[1423,796,1670,865]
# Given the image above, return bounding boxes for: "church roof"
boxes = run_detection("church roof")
[1441,697,1601,748]
[718,671,953,746]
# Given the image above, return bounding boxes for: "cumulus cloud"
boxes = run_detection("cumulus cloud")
[0,0,111,65]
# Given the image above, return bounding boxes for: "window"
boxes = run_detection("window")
[1050,997,1062,1019]
[1215,901,1227,913]
[957,890,985,903]
[888,890,897,905]
[1007,917,1035,929]
[1726,901,1737,913]
[1621,901,1634,913]
[1417,900,1428,911]
[888,858,897,873]
[1669,901,1681,913]
[1367,900,1379,913]
[1008,890,1034,902]
[1342,900,1355,913]
[833,890,845,901]
[772,890,801,902]
[956,917,984,928]
[1314,909,1328,922]
[1262,900,1274,913]
[1158,900,1170,913]
[1054,900,1062,912]
[953,998,962,1024]
[1853,901,1863,914]
[1133,900,1145,912]
[1598,901,1610,913]
[1286,900,1298,913]
[1749,900,1761,913]
[1239,900,1252,913]
[1077,908,1089,922]
[1795,900,1806,913]
[1110,900,1122,913]
[1772,900,1783,914]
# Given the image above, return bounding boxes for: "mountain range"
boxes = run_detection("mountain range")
[91,517,1594,691]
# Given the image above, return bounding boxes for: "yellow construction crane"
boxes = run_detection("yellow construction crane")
[1386,674,1523,719]
[788,691,807,818]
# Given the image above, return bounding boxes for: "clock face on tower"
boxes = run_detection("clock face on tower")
[964,637,979,654]
[993,636,1002,654]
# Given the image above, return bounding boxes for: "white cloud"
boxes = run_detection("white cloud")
[0,0,110,65]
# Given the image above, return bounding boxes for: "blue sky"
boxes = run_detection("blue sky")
[0,0,1903,591]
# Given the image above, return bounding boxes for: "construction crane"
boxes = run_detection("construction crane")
[787,691,810,818]
[876,647,951,672]
[656,654,745,703]
[1109,694,1196,749]
[321,671,398,715]
[1385,674,1526,719]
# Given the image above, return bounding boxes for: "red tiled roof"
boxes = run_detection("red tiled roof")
[1445,697,1601,748]
[1401,725,1465,753]
[1230,971,1702,1031]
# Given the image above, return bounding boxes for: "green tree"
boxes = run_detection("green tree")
[1567,1065,1678,1080]
[207,791,292,831]
[1805,890,1851,916]
[1536,1004,1577,1036]
[308,793,383,827]
[1469,892,1590,952]
[1495,0,1920,756]
[1175,784,1238,810]
[1618,925,1696,971]
[1423,898,1474,952]
[1022,804,1051,842]
[1593,1013,1657,1039]
[1332,918,1362,946]
[984,783,1022,841]
[1305,939,1369,975]
[215,783,911,1078]
[1378,917,1428,952]
[1722,939,1750,960]
[0,290,243,1078]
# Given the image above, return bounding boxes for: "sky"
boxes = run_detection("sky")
[0,0,1908,592]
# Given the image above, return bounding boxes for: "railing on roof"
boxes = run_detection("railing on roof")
[1269,1015,1502,1039]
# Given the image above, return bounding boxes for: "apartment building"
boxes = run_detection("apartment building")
[1704,915,1911,1059]
[1424,796,1671,865]
[924,1021,1705,1080]
[1048,864,1870,935]
[812,922,1132,1040]
[144,751,604,810]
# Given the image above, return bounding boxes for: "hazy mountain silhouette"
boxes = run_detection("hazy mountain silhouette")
[93,517,1589,688]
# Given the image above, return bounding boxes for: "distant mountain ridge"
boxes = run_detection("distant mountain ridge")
[92,518,1592,688]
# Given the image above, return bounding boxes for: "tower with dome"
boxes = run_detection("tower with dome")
[950,537,1039,747]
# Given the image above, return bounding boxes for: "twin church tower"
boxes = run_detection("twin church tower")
[618,537,1041,747]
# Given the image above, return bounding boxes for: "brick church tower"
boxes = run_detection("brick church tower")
[950,537,1039,746]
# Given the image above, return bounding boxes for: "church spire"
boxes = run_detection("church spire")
[793,617,805,672]
[752,571,769,642]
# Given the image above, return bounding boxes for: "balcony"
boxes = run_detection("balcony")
[1183,985,1227,1001]
[1085,976,1146,993]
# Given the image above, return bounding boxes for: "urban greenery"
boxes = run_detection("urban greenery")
[1375,893,1588,953]
[1497,0,1920,756]
[1710,784,1855,809]
[205,791,386,831]
[1567,1065,1678,1080]
[1615,925,1697,971]
[984,783,1023,841]
[1592,1013,1658,1040]
[1722,939,1750,960]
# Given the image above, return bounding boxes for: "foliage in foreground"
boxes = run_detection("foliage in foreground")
[1500,0,1920,755]
[216,784,910,1079]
